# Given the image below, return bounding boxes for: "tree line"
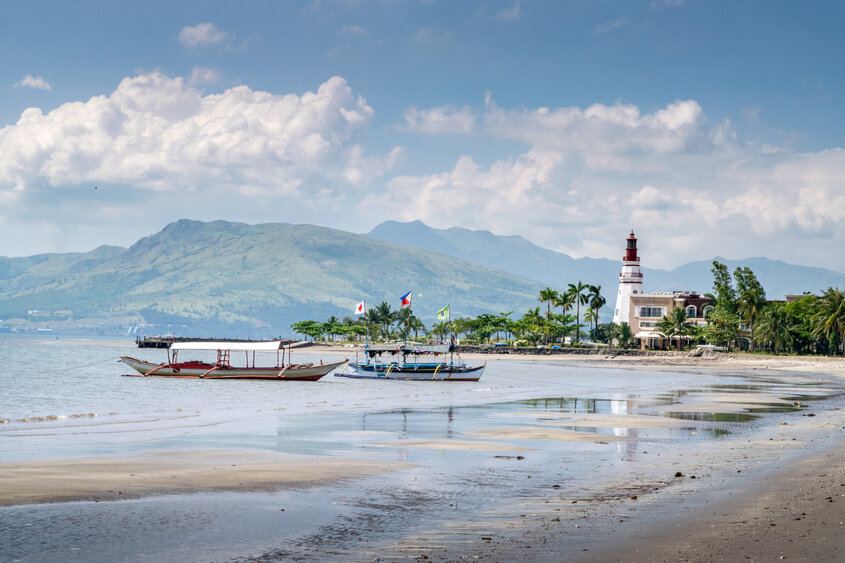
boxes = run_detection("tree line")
[650,261,845,356]
[290,281,613,347]
[290,265,845,356]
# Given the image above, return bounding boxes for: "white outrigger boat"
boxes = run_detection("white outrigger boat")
[336,343,485,381]
[120,340,347,381]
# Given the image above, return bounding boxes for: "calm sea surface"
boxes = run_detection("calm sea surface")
[0,334,731,462]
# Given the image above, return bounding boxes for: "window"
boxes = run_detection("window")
[703,305,714,317]
[685,305,697,318]
[638,306,663,318]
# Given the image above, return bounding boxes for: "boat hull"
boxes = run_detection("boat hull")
[336,362,484,381]
[120,356,347,381]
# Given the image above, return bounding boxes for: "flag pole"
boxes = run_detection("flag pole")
[404,301,411,347]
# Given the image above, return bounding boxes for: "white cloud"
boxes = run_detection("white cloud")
[179,23,227,48]
[188,66,221,86]
[413,28,433,42]
[373,98,845,271]
[402,105,474,135]
[14,75,51,90]
[594,17,629,35]
[341,24,369,37]
[0,72,396,196]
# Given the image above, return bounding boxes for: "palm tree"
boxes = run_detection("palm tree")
[755,303,793,354]
[588,284,605,332]
[322,315,341,342]
[583,308,596,335]
[430,320,451,342]
[736,285,766,352]
[812,287,845,356]
[408,314,426,341]
[614,322,633,348]
[538,287,559,343]
[567,282,590,343]
[521,306,544,344]
[370,301,395,341]
[657,307,691,350]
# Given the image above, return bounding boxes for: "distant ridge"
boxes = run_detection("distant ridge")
[367,220,845,300]
[0,219,542,336]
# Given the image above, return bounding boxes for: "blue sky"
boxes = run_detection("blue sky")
[1,0,844,272]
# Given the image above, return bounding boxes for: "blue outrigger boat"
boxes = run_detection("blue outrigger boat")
[336,343,485,381]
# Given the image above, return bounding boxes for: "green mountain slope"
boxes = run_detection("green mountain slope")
[0,220,541,335]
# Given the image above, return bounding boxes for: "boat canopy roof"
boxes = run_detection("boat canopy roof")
[366,343,453,356]
[171,341,290,352]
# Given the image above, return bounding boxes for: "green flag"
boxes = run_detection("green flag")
[437,305,450,321]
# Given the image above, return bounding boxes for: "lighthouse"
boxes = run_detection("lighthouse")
[612,231,643,325]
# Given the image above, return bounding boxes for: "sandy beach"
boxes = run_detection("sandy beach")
[2,344,843,562]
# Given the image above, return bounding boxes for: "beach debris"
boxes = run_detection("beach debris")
[675,471,684,477]
[779,420,788,425]
[631,495,638,500]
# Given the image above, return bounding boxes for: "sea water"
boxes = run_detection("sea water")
[0,335,733,462]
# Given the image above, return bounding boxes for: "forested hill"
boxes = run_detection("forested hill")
[0,220,541,336]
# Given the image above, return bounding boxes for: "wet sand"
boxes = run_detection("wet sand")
[588,445,845,563]
[0,449,407,506]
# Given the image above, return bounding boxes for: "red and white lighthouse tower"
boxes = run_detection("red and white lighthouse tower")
[612,231,643,325]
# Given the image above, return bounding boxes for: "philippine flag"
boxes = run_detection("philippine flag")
[354,301,366,315]
[400,291,412,308]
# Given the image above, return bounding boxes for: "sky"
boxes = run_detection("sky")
[1,0,844,272]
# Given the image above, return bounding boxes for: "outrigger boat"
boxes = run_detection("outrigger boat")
[120,340,347,381]
[336,343,485,381]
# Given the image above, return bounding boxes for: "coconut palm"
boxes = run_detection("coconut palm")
[812,287,845,356]
[567,282,590,343]
[754,303,793,354]
[430,320,451,342]
[588,284,605,332]
[657,307,692,350]
[736,285,766,352]
[614,322,633,348]
[322,315,342,342]
[538,287,559,343]
[369,301,397,341]
[583,308,597,334]
[408,314,426,341]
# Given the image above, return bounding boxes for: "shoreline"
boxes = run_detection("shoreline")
[312,342,845,376]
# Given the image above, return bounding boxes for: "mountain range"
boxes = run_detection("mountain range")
[1,218,842,337]
[0,220,539,336]
[367,220,845,302]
